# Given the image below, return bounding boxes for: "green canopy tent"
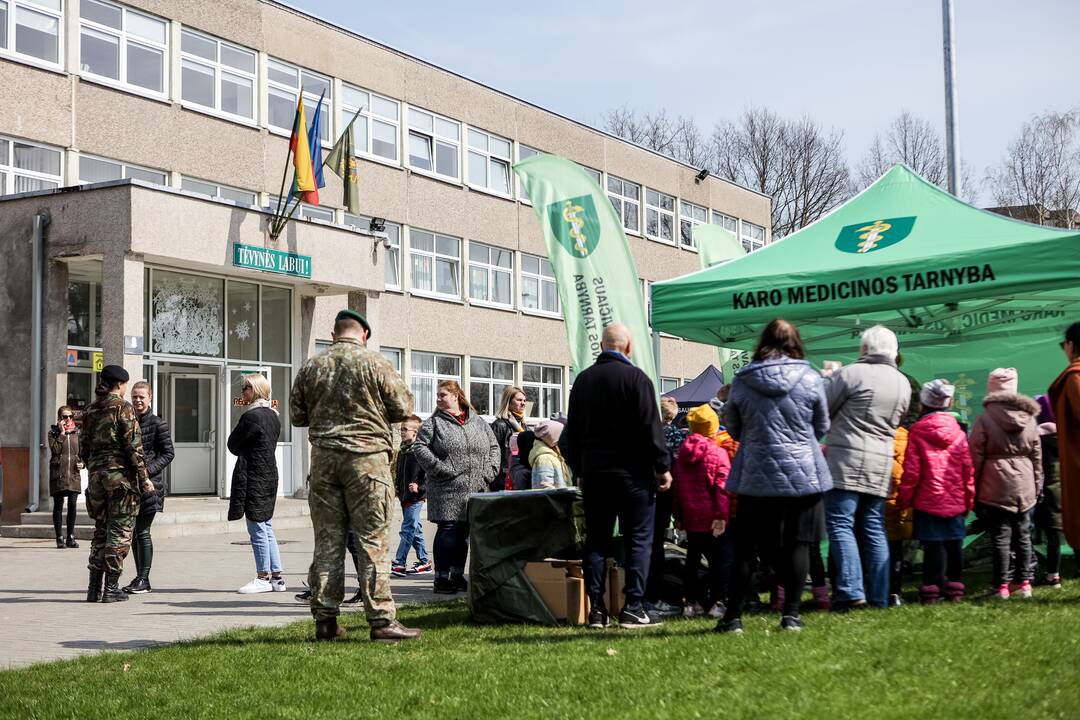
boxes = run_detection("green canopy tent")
[651,164,1080,422]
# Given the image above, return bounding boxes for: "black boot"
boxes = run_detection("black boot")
[101,573,129,603]
[65,535,79,549]
[124,577,152,594]
[315,618,346,641]
[56,536,65,549]
[87,569,105,602]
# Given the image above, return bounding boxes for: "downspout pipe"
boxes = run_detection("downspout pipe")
[27,209,50,513]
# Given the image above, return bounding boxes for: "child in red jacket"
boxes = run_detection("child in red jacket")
[896,379,975,604]
[673,404,731,617]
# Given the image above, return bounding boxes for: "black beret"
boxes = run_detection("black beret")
[335,309,371,334]
[100,364,130,384]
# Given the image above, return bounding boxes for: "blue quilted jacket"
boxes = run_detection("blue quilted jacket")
[725,357,832,497]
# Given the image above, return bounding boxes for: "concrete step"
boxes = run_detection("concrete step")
[1,497,310,539]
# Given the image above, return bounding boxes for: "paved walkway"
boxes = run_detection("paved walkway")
[0,515,443,669]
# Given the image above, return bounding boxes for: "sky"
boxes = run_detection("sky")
[291,0,1078,203]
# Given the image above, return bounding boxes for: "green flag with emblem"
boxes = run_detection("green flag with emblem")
[326,110,361,214]
[513,154,657,387]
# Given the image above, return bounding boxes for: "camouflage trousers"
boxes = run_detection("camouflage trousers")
[308,446,396,624]
[85,471,139,576]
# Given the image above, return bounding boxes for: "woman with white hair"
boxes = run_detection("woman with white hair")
[227,373,285,594]
[823,324,912,610]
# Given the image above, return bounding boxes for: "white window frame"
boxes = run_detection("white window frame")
[645,188,676,245]
[344,213,403,291]
[606,174,641,235]
[711,210,739,236]
[468,357,516,418]
[78,153,167,186]
[520,252,560,318]
[179,27,257,124]
[742,221,767,253]
[340,83,400,166]
[410,351,461,416]
[407,106,461,183]
[265,194,334,223]
[0,135,62,195]
[266,57,332,142]
[466,126,512,198]
[78,0,169,100]
[660,377,680,395]
[522,362,563,421]
[408,228,461,300]
[181,176,256,205]
[583,166,602,187]
[679,200,708,250]
[0,0,63,70]
[467,241,514,310]
[516,144,539,203]
[379,347,402,374]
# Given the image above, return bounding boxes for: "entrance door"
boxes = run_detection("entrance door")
[170,374,217,494]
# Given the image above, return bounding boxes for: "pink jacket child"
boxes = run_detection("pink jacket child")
[673,433,731,533]
[897,411,975,518]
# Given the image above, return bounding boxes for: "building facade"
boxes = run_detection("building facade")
[0,0,772,517]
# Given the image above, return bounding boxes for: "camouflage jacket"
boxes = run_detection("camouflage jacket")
[290,337,413,455]
[78,392,149,490]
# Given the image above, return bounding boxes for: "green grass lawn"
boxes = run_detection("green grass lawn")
[4,576,1080,720]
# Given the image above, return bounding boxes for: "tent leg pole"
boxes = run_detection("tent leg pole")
[652,330,661,385]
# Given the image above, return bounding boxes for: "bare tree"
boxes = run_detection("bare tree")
[986,110,1080,228]
[602,105,680,158]
[710,107,850,238]
[855,111,977,202]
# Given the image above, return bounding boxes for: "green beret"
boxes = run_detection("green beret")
[335,309,371,333]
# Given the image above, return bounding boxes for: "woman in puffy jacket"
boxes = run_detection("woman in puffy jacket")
[227,373,284,594]
[48,406,83,549]
[529,420,571,489]
[970,368,1042,599]
[716,318,831,634]
[122,381,175,594]
[896,379,974,604]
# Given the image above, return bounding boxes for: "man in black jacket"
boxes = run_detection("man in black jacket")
[564,324,671,629]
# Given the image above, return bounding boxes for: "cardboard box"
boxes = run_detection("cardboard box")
[524,562,569,620]
[565,576,587,625]
[606,565,626,617]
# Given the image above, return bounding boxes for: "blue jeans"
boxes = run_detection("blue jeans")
[825,489,889,607]
[394,501,429,566]
[246,518,282,574]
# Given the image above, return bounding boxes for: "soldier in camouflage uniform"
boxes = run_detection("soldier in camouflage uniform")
[78,365,153,603]
[291,309,421,642]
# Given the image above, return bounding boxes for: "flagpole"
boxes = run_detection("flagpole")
[272,106,364,238]
[272,104,304,230]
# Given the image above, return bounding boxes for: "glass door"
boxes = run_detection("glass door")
[169,374,217,494]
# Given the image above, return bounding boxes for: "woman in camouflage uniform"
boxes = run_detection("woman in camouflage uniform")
[79,365,152,603]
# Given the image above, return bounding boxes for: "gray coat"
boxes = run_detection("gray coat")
[413,409,501,522]
[725,358,832,497]
[824,354,911,497]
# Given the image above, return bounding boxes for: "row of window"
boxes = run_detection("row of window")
[360,346,687,417]
[0,0,769,254]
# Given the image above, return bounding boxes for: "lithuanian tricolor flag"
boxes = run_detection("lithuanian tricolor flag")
[290,97,319,204]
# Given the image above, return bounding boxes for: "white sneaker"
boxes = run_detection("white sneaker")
[238,578,273,594]
[269,577,287,592]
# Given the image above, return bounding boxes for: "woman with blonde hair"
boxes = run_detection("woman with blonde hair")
[227,373,285,594]
[414,380,501,593]
[490,386,527,491]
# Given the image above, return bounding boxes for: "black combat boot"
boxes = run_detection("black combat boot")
[87,569,105,602]
[65,535,80,549]
[315,618,346,641]
[56,536,65,549]
[101,573,129,603]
